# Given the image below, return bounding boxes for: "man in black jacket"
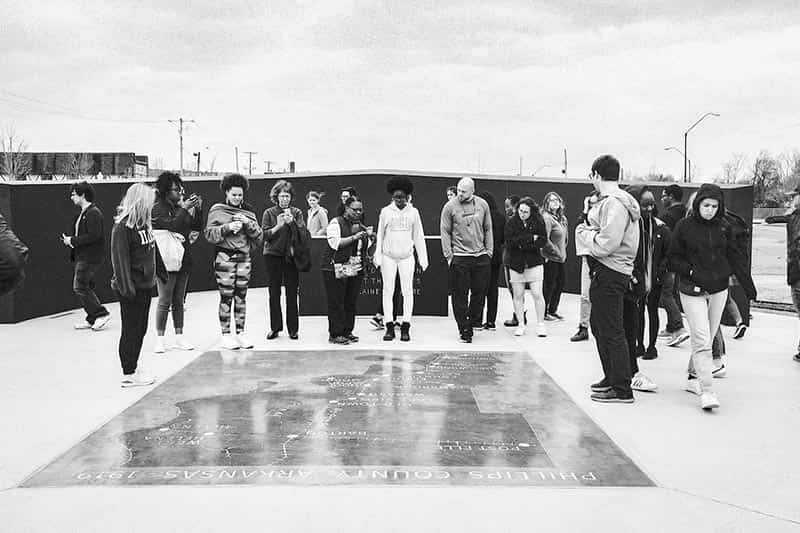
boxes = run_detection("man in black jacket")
[658,184,689,347]
[0,212,28,296]
[61,181,111,331]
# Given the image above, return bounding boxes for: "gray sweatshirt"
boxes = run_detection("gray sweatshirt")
[440,196,493,261]
[575,187,640,276]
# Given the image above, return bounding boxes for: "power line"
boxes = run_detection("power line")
[0,90,164,124]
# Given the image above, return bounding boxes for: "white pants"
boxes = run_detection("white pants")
[381,255,415,323]
[681,289,728,392]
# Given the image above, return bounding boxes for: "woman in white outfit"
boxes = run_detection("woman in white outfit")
[374,176,428,342]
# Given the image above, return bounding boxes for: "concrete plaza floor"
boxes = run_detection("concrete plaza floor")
[1,290,799,532]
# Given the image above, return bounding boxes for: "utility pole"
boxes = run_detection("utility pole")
[167,118,195,172]
[242,151,258,176]
[192,151,200,174]
[563,149,568,177]
[519,156,523,176]
[234,146,239,173]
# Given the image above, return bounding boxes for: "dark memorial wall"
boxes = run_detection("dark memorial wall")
[0,172,753,323]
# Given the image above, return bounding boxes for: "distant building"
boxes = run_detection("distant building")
[12,152,148,180]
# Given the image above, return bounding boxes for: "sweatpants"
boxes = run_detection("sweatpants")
[264,254,299,334]
[682,289,727,393]
[380,255,415,323]
[589,263,633,396]
[119,291,152,375]
[155,270,189,333]
[543,260,566,315]
[214,250,251,335]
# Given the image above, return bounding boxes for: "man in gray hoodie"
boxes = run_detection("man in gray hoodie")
[575,155,641,403]
[440,177,493,343]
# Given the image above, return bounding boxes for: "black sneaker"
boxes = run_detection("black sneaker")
[328,336,350,345]
[383,322,396,341]
[590,379,612,393]
[550,312,564,321]
[544,313,556,321]
[590,389,634,403]
[369,315,385,330]
[570,326,589,342]
[503,315,519,327]
[400,322,411,342]
[733,323,747,339]
[483,322,496,330]
[642,346,658,360]
[346,334,359,343]
[459,333,473,343]
[794,353,800,363]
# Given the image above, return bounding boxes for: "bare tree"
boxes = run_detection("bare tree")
[751,151,783,207]
[151,156,165,170]
[0,125,31,181]
[61,153,93,180]
[779,149,800,193]
[721,152,747,184]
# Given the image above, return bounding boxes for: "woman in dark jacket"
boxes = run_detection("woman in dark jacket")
[322,195,375,345]
[152,172,202,353]
[668,183,757,411]
[504,196,548,337]
[262,180,306,340]
[475,191,505,330]
[626,185,671,360]
[110,183,157,388]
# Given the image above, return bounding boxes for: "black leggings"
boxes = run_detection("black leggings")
[637,286,662,352]
[543,261,565,314]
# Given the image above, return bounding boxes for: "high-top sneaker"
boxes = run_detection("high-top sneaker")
[383,322,396,341]
[400,322,411,342]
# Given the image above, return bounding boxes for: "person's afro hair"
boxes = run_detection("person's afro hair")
[220,173,249,193]
[386,176,414,195]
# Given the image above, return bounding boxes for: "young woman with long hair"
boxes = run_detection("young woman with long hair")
[541,191,568,321]
[204,174,263,350]
[504,197,549,337]
[306,190,329,237]
[110,183,157,388]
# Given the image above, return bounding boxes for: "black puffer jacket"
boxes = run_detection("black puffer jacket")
[766,209,800,285]
[661,203,687,231]
[668,184,756,299]
[504,212,548,273]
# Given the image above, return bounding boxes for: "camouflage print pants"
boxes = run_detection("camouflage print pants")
[214,250,251,335]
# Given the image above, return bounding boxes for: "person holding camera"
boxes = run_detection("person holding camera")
[322,195,374,345]
[204,174,263,350]
[262,180,306,340]
[151,172,202,354]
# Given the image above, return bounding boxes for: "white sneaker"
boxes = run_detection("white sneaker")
[121,370,155,388]
[91,314,111,331]
[174,335,195,351]
[700,391,720,410]
[666,329,690,347]
[514,326,525,336]
[153,337,166,354]
[685,378,703,396]
[220,335,240,350]
[631,372,658,392]
[712,363,727,378]
[536,323,547,337]
[74,321,92,330]
[237,333,254,349]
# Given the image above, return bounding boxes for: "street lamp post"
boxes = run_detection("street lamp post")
[664,147,691,181]
[684,112,720,182]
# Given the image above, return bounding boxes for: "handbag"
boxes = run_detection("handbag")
[153,230,185,272]
[333,256,362,279]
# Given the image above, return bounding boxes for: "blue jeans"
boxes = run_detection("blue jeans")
[156,270,189,334]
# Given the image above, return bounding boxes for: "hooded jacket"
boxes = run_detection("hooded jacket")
[374,202,428,269]
[575,187,641,276]
[668,184,757,299]
[661,202,687,231]
[626,184,671,289]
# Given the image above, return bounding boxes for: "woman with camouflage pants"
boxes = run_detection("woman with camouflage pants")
[204,174,263,350]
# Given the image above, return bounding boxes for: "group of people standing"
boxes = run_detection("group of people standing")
[6,160,781,406]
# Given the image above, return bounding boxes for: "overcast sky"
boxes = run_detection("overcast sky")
[2,0,800,180]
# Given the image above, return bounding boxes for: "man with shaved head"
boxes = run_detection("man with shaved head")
[440,177,494,343]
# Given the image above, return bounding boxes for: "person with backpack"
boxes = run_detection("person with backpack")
[0,212,28,297]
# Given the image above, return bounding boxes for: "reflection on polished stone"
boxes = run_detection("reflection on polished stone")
[23,350,652,487]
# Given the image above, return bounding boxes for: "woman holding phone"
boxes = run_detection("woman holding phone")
[204,174,263,350]
[262,180,306,340]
